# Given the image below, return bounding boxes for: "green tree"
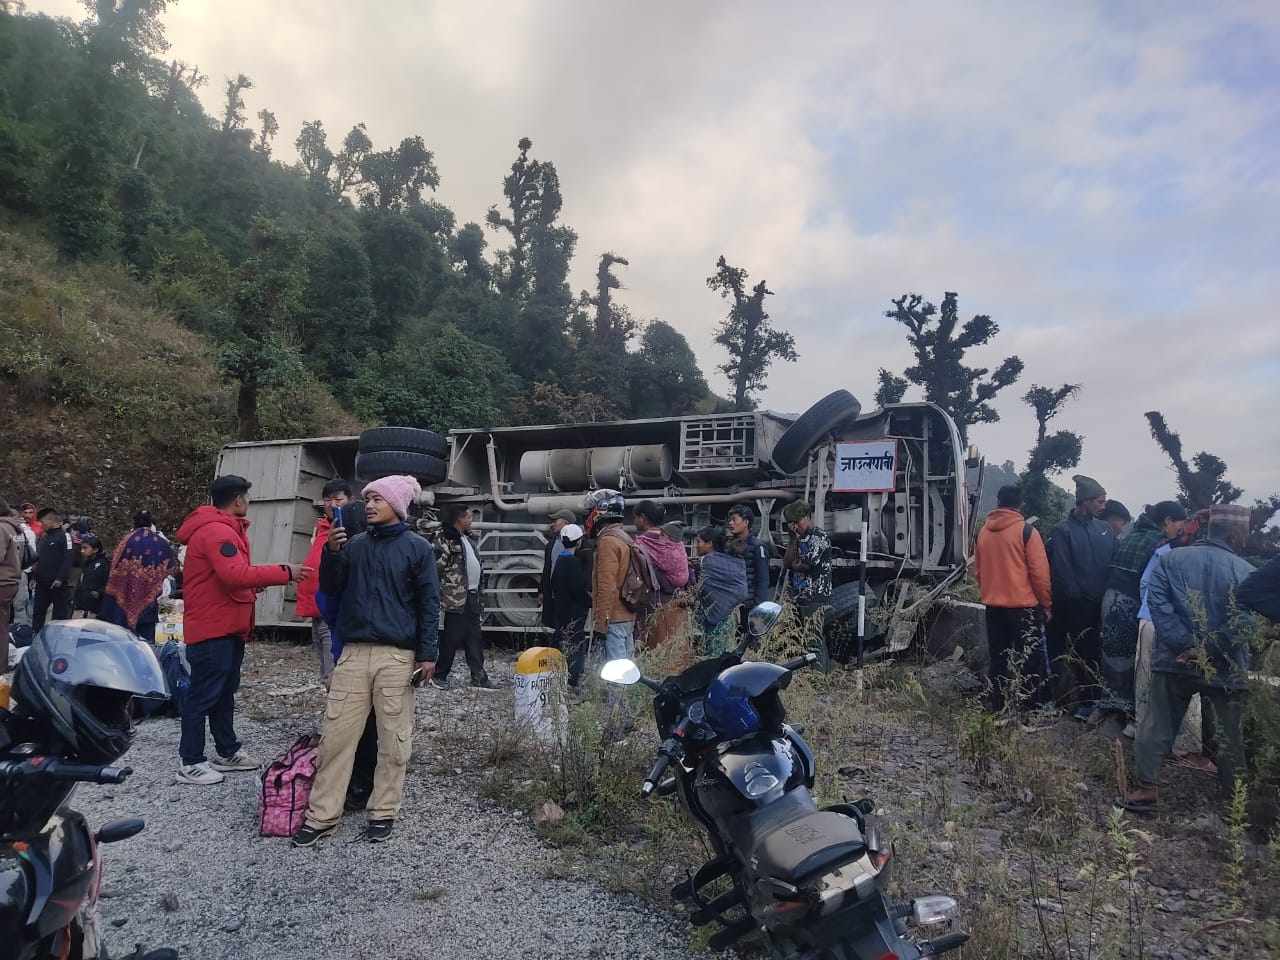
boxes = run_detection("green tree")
[629,320,709,417]
[223,217,306,439]
[351,321,513,431]
[295,119,333,186]
[1144,411,1243,509]
[295,231,375,394]
[1020,383,1083,526]
[706,255,797,410]
[332,123,372,197]
[253,108,278,159]
[356,135,439,211]
[875,292,1023,444]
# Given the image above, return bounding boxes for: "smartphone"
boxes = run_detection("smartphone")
[410,667,425,688]
[332,504,344,529]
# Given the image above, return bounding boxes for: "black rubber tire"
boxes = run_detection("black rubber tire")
[771,389,862,473]
[829,581,880,622]
[358,426,448,459]
[355,449,447,484]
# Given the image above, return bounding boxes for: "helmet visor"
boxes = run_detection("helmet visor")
[48,620,168,699]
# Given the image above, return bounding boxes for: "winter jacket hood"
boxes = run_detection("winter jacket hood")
[177,505,291,645]
[1148,539,1258,690]
[318,522,440,661]
[975,508,1052,610]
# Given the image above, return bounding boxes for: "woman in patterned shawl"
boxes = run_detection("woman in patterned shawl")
[99,510,176,642]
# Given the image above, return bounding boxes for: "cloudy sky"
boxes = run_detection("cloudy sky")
[32,1,1280,506]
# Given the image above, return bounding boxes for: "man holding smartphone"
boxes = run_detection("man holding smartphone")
[294,474,439,846]
[296,479,353,680]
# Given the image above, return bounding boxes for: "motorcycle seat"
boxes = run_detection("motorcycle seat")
[750,810,866,883]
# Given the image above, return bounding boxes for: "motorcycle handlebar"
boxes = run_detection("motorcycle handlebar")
[0,758,133,785]
[781,652,819,672]
[641,732,685,800]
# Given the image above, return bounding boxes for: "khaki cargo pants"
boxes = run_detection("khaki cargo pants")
[304,644,416,829]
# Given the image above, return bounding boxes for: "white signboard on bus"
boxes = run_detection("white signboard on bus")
[832,440,897,493]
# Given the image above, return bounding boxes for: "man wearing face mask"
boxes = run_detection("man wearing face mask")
[294,475,440,846]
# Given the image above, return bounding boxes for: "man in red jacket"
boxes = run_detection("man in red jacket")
[175,475,310,785]
[296,479,352,680]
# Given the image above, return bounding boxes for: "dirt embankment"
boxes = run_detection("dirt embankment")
[0,221,360,544]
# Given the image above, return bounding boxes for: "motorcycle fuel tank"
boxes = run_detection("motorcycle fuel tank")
[696,734,797,819]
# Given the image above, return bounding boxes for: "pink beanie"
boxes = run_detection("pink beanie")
[362,475,422,520]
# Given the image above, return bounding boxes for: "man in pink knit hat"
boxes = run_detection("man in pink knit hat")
[294,474,440,846]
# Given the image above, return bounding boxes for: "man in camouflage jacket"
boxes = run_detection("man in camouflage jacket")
[428,504,496,691]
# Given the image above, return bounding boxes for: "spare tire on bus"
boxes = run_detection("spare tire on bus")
[771,390,862,474]
[358,426,448,459]
[355,450,447,484]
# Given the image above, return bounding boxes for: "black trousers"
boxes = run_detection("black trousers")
[1048,595,1103,706]
[985,606,1049,711]
[436,593,487,683]
[32,583,72,632]
[553,622,588,686]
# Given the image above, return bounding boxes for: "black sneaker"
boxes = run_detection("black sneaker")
[292,823,337,847]
[428,676,451,691]
[365,819,394,843]
[470,678,501,693]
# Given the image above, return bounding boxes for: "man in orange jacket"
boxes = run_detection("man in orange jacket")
[974,485,1053,712]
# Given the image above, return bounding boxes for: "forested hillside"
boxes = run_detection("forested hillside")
[0,4,720,466]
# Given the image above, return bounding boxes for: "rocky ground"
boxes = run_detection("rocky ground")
[77,642,706,960]
[73,639,1278,960]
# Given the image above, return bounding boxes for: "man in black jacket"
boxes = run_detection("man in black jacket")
[539,509,577,630]
[32,508,73,631]
[1046,475,1117,717]
[294,475,440,847]
[727,504,772,633]
[547,524,590,688]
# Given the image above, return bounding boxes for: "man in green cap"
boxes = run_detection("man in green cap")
[1046,474,1117,719]
[782,500,831,620]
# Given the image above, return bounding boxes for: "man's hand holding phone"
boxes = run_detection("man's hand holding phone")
[327,525,349,552]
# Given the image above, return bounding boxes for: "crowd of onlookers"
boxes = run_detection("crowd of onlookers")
[973,475,1279,811]
[8,469,1275,840]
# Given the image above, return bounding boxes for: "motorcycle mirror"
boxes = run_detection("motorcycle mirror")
[96,817,145,844]
[747,601,783,638]
[599,659,642,686]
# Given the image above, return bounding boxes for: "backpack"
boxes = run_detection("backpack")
[259,734,321,837]
[150,639,190,719]
[604,528,663,613]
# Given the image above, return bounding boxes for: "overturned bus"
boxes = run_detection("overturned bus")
[215,393,982,649]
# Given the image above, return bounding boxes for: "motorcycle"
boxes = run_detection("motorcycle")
[601,601,968,960]
[1,618,177,960]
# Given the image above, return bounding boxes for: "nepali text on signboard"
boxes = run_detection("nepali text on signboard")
[832,440,897,493]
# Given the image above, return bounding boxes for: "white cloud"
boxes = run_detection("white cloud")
[26,0,1280,507]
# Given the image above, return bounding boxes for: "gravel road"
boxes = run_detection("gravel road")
[76,643,703,960]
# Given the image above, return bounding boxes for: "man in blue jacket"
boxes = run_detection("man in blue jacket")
[727,504,771,633]
[1127,505,1257,810]
[294,475,439,846]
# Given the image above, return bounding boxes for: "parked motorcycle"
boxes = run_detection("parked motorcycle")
[1,619,177,960]
[601,601,968,959]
